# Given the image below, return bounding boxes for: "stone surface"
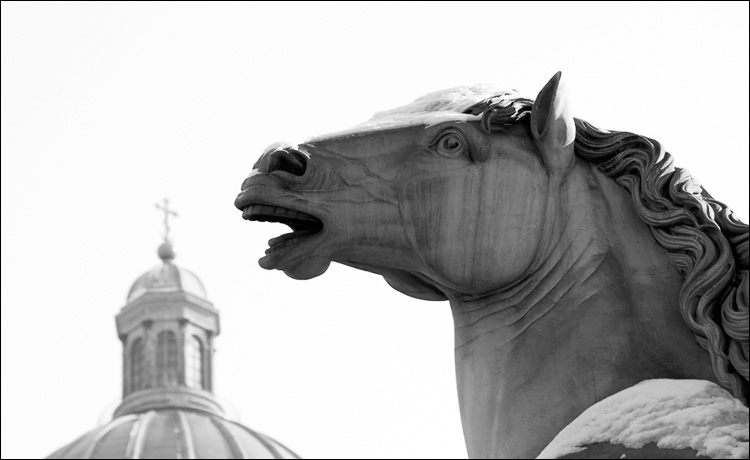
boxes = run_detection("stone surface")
[235,72,749,458]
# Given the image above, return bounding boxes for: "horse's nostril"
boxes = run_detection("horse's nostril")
[267,148,307,177]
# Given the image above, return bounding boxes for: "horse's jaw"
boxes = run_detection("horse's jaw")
[339,261,450,301]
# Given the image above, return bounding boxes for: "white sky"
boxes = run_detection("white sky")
[1,2,748,459]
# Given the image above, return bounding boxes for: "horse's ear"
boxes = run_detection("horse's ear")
[530,72,576,178]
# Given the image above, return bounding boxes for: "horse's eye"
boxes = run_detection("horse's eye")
[433,131,465,158]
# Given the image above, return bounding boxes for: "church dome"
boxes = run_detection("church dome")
[46,409,299,459]
[126,242,207,301]
[49,205,301,459]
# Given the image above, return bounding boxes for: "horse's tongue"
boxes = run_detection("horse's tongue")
[268,233,294,248]
[268,229,315,249]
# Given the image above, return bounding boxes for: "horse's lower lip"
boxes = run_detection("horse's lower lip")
[258,228,323,270]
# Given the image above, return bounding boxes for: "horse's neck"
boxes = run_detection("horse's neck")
[448,163,718,459]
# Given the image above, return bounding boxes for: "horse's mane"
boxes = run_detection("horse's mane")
[467,97,749,403]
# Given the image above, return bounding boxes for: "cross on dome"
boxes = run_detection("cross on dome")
[155,197,178,243]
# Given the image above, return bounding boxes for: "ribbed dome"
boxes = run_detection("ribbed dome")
[127,262,207,301]
[47,409,299,459]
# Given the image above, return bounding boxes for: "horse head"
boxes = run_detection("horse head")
[235,73,749,458]
[235,73,583,299]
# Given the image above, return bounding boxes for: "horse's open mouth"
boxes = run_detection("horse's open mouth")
[241,204,323,253]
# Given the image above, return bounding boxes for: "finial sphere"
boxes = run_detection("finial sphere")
[157,242,175,262]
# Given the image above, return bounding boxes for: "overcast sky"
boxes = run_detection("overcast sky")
[1,2,748,459]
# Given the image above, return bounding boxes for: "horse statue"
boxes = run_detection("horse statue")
[235,73,749,459]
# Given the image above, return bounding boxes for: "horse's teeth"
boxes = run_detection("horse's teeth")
[242,203,319,224]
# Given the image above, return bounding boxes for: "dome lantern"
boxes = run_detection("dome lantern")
[115,199,220,416]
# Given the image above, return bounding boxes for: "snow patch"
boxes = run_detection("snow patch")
[307,84,529,141]
[536,379,749,459]
[262,141,295,155]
